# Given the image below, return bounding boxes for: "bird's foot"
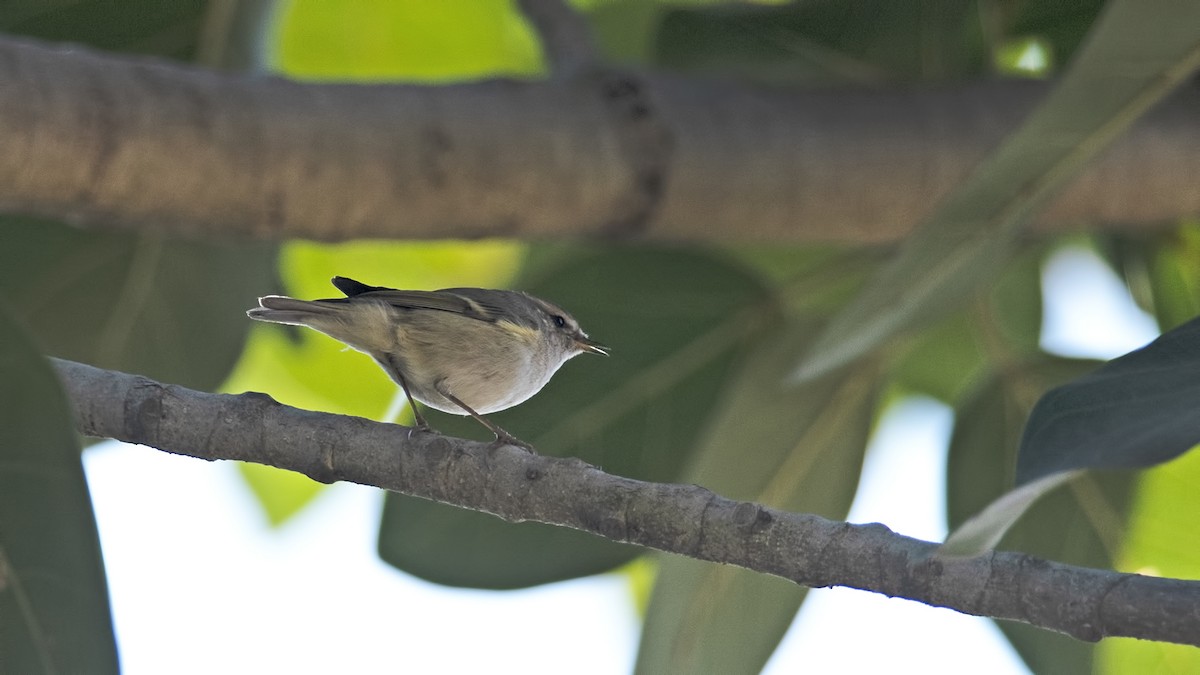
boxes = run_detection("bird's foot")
[491,429,535,452]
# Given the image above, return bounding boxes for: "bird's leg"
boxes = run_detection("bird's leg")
[436,382,533,451]
[398,377,433,433]
[384,356,432,433]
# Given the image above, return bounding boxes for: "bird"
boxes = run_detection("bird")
[247,276,607,448]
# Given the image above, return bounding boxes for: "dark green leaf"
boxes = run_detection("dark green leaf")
[890,312,988,403]
[1018,317,1200,484]
[0,218,276,393]
[727,245,885,321]
[655,1,987,83]
[988,245,1045,355]
[378,247,773,588]
[0,0,209,61]
[1004,0,1107,64]
[0,303,118,675]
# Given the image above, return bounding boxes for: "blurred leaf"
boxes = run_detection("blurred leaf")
[726,245,852,285]
[945,363,1135,673]
[225,326,400,422]
[1004,0,1107,65]
[0,218,275,393]
[0,0,209,60]
[237,463,325,527]
[621,556,657,617]
[794,0,1200,382]
[727,246,886,324]
[585,0,663,64]
[890,312,988,403]
[274,1,543,80]
[1092,233,1159,318]
[1099,448,1200,673]
[195,0,277,71]
[378,247,773,588]
[280,240,523,303]
[636,329,877,675]
[0,303,118,674]
[655,0,987,83]
[987,245,1045,356]
[224,240,521,523]
[1147,223,1200,331]
[993,36,1054,77]
[1017,316,1200,484]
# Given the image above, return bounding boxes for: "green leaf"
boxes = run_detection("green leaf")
[0,0,209,60]
[0,218,276,394]
[237,463,325,527]
[793,0,1200,382]
[274,1,543,80]
[993,36,1054,77]
[1017,316,1200,484]
[585,1,664,64]
[378,247,773,588]
[945,365,1136,673]
[655,1,986,83]
[1098,448,1200,673]
[987,245,1046,356]
[636,327,877,674]
[890,312,988,404]
[1147,222,1200,331]
[0,303,118,674]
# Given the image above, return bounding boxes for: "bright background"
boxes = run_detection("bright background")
[82,244,1162,674]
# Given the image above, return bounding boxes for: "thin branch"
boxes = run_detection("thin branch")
[53,358,1200,646]
[2,36,1200,243]
[516,0,600,76]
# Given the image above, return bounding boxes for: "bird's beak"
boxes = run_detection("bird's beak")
[576,336,609,356]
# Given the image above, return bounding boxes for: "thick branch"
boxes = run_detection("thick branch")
[3,36,1200,243]
[54,358,1200,646]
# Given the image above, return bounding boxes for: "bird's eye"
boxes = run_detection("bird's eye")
[552,315,566,328]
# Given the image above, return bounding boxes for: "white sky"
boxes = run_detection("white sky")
[82,244,1161,674]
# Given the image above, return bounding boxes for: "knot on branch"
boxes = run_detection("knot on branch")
[588,69,674,237]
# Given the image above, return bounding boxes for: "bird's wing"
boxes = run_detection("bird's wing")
[332,278,507,323]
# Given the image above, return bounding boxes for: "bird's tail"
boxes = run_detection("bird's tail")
[246,296,346,326]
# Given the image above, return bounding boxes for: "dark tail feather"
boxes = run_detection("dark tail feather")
[332,276,386,297]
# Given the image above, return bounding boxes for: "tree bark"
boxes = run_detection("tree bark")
[2,36,1199,244]
[53,357,1200,646]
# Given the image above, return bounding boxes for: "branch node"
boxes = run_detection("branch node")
[590,70,673,237]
